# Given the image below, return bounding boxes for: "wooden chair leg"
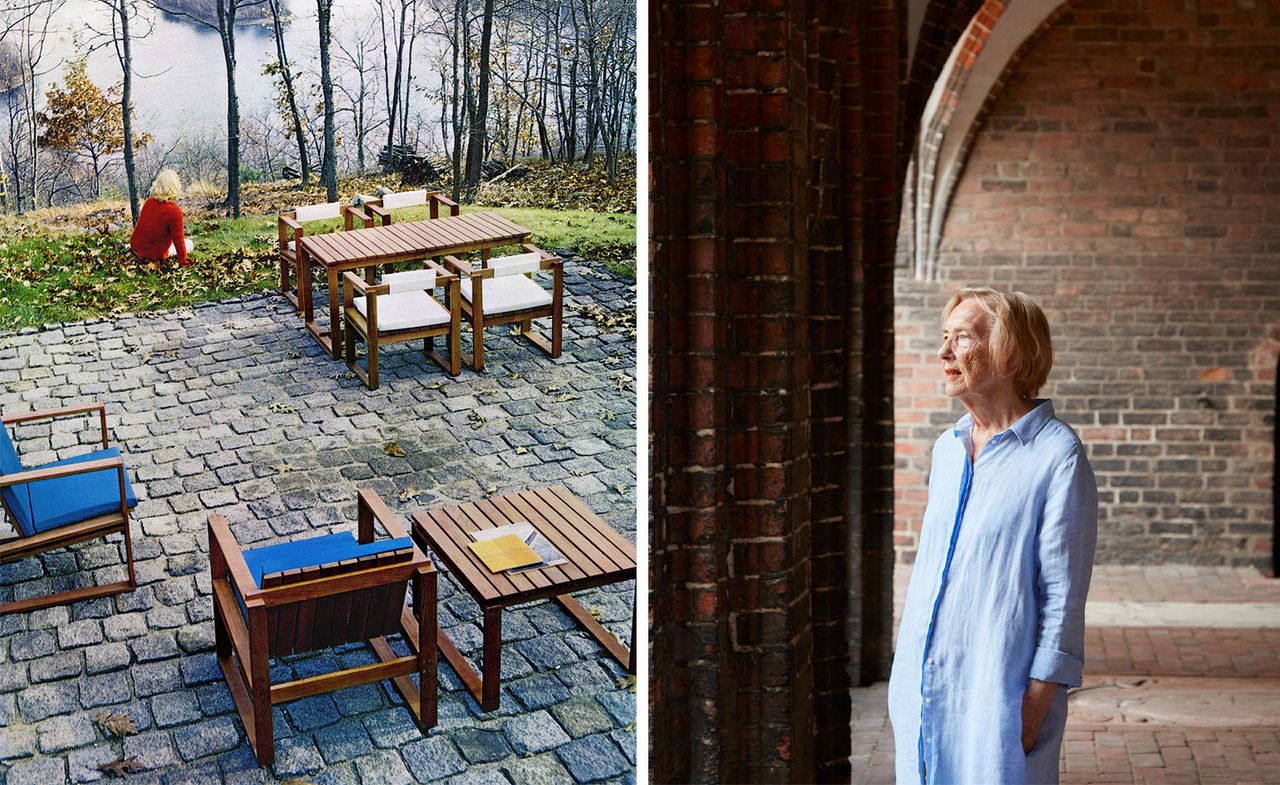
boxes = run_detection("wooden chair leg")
[247,609,274,766]
[471,314,485,372]
[551,309,563,358]
[449,327,460,376]
[121,514,136,588]
[417,569,438,728]
[368,333,380,390]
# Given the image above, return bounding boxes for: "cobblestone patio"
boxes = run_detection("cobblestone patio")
[0,255,637,784]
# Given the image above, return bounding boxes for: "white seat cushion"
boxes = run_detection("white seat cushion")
[354,291,450,332]
[285,240,295,254]
[460,274,552,316]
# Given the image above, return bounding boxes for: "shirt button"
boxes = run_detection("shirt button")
[925,737,932,744]
[926,658,934,666]
[925,697,932,705]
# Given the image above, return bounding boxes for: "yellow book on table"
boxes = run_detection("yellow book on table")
[468,534,542,572]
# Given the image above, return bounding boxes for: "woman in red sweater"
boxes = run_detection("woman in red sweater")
[130,169,193,267]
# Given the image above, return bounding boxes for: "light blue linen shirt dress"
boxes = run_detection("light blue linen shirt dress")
[888,399,1097,785]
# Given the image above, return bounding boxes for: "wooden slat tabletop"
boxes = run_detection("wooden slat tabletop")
[411,486,637,606]
[300,211,530,268]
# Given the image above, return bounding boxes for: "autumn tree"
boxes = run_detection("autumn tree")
[37,59,149,197]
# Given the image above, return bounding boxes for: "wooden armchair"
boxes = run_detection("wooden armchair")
[208,489,436,766]
[0,402,137,615]
[364,189,460,226]
[342,263,462,390]
[443,243,563,371]
[277,200,374,309]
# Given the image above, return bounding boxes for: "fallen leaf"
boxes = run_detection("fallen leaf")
[617,674,636,693]
[398,485,420,502]
[268,401,297,414]
[98,757,144,778]
[96,710,138,738]
[383,441,407,458]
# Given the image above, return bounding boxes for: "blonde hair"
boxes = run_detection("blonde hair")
[943,287,1053,398]
[150,169,183,201]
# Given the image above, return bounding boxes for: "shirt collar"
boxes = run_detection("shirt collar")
[951,399,1055,445]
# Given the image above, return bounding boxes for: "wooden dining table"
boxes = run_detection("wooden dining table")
[295,211,531,358]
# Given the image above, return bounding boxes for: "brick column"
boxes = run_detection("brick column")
[650,2,909,782]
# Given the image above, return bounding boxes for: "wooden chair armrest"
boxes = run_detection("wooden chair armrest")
[358,488,408,540]
[279,214,302,232]
[367,203,390,219]
[208,514,261,601]
[0,456,124,487]
[423,259,456,284]
[430,193,460,215]
[440,255,473,276]
[342,271,386,297]
[3,401,105,426]
[342,205,374,229]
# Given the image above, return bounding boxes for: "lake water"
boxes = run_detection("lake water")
[37,0,390,150]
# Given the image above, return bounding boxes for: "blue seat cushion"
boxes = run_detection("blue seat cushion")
[240,532,414,588]
[1,448,138,537]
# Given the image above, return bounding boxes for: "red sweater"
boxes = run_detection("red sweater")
[130,197,187,265]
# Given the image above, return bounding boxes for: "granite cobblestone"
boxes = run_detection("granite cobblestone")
[1,258,634,783]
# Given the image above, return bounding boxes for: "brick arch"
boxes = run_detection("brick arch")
[902,0,1070,280]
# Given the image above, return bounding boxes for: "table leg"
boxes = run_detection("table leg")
[326,267,342,359]
[481,606,503,711]
[554,593,634,673]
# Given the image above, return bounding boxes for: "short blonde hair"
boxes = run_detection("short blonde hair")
[150,169,182,201]
[943,287,1053,398]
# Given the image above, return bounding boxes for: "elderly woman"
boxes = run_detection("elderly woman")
[130,169,194,267]
[887,287,1097,785]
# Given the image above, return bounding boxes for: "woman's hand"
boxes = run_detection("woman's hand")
[1021,678,1057,754]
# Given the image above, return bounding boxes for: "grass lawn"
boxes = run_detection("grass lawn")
[0,205,635,332]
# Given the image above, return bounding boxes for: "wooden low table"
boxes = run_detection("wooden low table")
[410,486,636,712]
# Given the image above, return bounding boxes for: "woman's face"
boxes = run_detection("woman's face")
[938,299,999,401]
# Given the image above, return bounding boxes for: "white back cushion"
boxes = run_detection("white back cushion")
[382,269,436,294]
[380,190,428,210]
[294,201,344,222]
[488,252,542,277]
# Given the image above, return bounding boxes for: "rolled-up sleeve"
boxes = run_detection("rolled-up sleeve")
[1030,450,1098,687]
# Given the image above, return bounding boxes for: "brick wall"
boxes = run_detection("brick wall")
[895,0,1280,567]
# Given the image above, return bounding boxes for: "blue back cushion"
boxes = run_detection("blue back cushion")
[0,423,21,476]
[0,424,25,531]
[240,532,414,588]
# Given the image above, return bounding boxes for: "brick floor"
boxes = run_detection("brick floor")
[857,564,1280,784]
[0,254,637,784]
